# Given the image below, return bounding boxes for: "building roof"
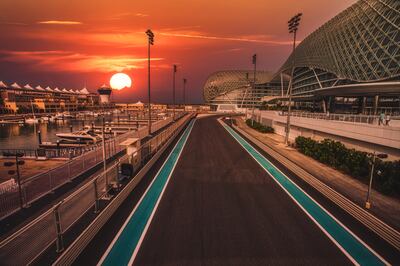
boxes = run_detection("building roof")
[0,81,7,88]
[10,82,21,89]
[203,70,273,102]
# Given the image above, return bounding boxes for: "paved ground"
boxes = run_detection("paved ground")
[235,117,400,230]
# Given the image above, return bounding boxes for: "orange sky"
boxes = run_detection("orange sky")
[0,0,356,103]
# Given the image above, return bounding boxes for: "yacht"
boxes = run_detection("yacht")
[56,129,102,144]
[25,117,39,124]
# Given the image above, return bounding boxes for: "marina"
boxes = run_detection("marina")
[0,110,169,151]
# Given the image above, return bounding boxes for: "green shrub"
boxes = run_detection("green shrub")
[295,136,399,196]
[246,119,274,133]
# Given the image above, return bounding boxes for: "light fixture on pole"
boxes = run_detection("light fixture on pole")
[172,64,177,121]
[146,29,154,136]
[285,12,302,145]
[183,78,187,112]
[251,54,257,126]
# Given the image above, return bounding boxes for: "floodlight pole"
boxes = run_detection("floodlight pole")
[15,154,23,208]
[285,13,302,145]
[251,54,257,126]
[183,78,187,111]
[146,29,154,136]
[173,65,177,120]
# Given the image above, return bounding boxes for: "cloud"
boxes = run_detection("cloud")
[0,50,163,73]
[135,13,149,17]
[37,20,83,25]
[0,22,28,26]
[159,31,295,45]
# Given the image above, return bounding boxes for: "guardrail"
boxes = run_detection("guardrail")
[0,147,87,159]
[277,111,400,125]
[0,113,182,221]
[0,112,191,265]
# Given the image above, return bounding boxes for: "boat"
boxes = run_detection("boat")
[25,118,39,124]
[62,112,74,118]
[26,100,39,123]
[56,129,102,144]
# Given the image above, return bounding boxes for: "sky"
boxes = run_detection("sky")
[0,0,356,103]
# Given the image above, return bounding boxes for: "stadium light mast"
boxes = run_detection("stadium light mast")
[285,13,302,145]
[183,78,187,111]
[251,54,257,126]
[146,29,154,136]
[172,64,177,121]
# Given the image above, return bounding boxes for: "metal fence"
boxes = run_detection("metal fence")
[0,114,179,221]
[277,111,400,125]
[0,113,190,265]
[0,148,85,159]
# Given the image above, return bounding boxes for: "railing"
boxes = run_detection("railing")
[0,113,191,265]
[277,111,400,125]
[0,114,182,221]
[0,147,87,159]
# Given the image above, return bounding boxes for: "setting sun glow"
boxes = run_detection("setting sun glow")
[110,73,132,90]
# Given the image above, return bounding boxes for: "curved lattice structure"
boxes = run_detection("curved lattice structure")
[203,0,400,113]
[280,0,400,82]
[203,70,273,104]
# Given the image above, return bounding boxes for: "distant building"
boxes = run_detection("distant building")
[0,81,99,114]
[204,0,400,114]
[115,102,168,111]
[97,85,112,104]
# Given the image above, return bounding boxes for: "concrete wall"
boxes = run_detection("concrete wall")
[253,110,400,160]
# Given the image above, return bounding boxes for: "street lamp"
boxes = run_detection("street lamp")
[251,54,257,126]
[146,29,154,136]
[172,64,177,121]
[285,12,302,145]
[3,151,25,208]
[365,152,388,209]
[183,78,187,112]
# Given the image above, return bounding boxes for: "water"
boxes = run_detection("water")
[0,117,114,150]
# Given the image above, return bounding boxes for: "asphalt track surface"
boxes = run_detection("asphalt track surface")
[78,116,397,265]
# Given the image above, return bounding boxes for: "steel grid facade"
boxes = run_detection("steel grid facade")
[204,0,400,104]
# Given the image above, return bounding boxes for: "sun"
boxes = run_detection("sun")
[110,73,132,90]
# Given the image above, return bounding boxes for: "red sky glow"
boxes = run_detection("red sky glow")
[0,0,356,103]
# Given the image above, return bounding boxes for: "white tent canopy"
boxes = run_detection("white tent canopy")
[62,88,68,92]
[0,81,7,88]
[45,86,53,92]
[35,85,45,91]
[11,82,22,89]
[54,87,61,92]
[24,84,34,90]
[80,88,90,94]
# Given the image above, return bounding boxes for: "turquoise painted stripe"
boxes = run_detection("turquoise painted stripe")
[223,124,386,266]
[101,119,195,266]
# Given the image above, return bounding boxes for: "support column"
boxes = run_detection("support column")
[361,96,367,115]
[327,96,334,113]
[322,98,327,113]
[373,95,379,115]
